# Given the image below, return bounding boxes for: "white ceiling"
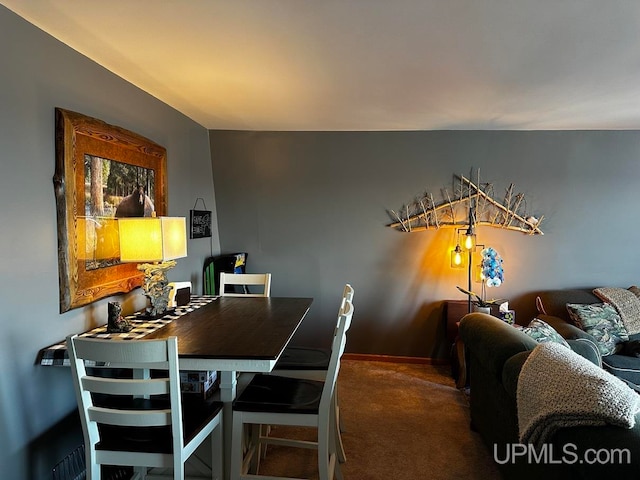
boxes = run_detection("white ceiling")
[3,0,640,131]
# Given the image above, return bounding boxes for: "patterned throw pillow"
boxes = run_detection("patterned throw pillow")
[522,318,570,348]
[566,303,629,356]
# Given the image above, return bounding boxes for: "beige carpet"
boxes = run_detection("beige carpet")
[255,359,502,479]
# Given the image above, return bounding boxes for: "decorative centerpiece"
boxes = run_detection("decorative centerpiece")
[457,246,505,313]
[480,247,504,288]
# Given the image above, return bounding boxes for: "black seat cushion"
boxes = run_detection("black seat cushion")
[602,354,640,387]
[96,395,222,454]
[233,374,323,414]
[274,345,330,370]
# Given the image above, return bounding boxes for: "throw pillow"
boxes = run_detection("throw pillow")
[566,303,629,356]
[521,318,570,348]
[593,287,640,335]
[628,285,640,331]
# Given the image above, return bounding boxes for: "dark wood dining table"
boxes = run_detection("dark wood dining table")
[144,296,313,372]
[144,295,313,479]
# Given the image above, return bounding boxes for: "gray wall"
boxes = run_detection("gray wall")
[4,2,640,478]
[209,130,640,358]
[0,7,220,479]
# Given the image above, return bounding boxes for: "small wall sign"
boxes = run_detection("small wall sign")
[190,200,212,239]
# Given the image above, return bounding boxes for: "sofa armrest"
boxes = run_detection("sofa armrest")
[567,338,602,367]
[539,315,602,366]
[502,350,530,397]
[502,339,602,399]
[460,312,537,382]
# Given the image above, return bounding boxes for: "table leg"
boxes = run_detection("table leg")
[219,370,237,480]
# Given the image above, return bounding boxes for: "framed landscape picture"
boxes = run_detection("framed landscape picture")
[53,108,167,312]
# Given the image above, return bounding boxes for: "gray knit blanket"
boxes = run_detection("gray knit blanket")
[517,342,640,447]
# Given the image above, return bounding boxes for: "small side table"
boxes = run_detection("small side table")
[445,300,470,388]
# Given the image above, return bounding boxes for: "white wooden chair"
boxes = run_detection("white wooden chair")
[219,271,273,452]
[230,297,354,480]
[66,334,224,480]
[268,284,354,462]
[219,272,272,297]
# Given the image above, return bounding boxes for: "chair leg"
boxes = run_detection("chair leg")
[332,393,346,463]
[249,424,262,474]
[260,424,271,459]
[174,463,185,480]
[88,462,100,480]
[317,418,333,480]
[334,460,344,480]
[231,412,245,480]
[212,419,223,480]
[336,389,345,433]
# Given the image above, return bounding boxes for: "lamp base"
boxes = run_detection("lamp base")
[137,260,177,319]
[134,307,176,320]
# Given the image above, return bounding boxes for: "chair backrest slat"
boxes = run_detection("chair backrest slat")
[219,272,272,297]
[82,376,171,396]
[72,336,171,365]
[88,406,172,427]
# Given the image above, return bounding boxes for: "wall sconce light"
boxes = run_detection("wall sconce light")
[451,244,465,268]
[118,215,187,318]
[463,228,476,251]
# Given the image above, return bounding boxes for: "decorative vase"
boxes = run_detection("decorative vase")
[473,305,491,315]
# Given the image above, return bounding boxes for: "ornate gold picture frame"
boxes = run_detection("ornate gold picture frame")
[53,108,167,312]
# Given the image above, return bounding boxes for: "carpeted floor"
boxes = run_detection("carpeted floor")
[254,359,502,479]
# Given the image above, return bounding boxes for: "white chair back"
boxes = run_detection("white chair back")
[219,272,272,297]
[66,334,222,479]
[319,298,354,418]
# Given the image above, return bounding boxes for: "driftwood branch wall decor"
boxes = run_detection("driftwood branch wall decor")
[387,170,544,235]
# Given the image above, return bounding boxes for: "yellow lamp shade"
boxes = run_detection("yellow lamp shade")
[451,245,465,268]
[77,216,120,261]
[118,217,187,263]
[463,233,476,251]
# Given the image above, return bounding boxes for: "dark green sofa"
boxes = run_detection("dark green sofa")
[459,311,640,479]
[536,288,640,389]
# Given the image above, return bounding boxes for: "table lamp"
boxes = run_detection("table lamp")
[77,216,120,263]
[118,216,187,318]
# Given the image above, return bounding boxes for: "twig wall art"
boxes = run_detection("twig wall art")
[387,169,544,235]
